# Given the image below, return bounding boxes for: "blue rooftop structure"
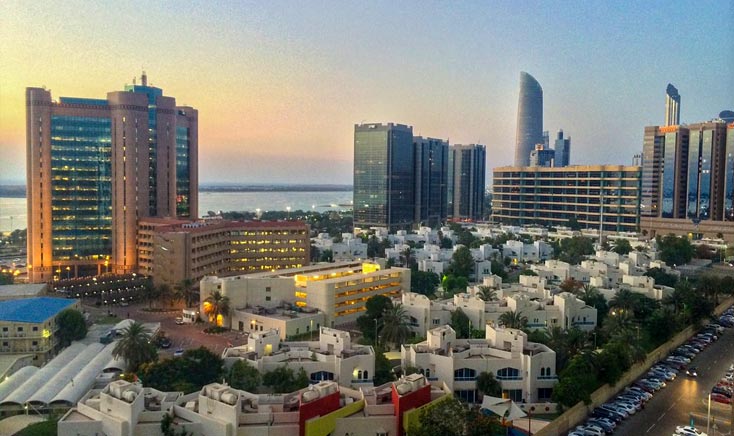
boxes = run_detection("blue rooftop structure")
[0,297,77,323]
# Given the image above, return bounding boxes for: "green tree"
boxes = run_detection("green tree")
[263,365,310,393]
[56,308,87,346]
[227,361,261,392]
[442,274,469,296]
[176,278,196,308]
[140,346,223,393]
[319,249,334,262]
[373,346,395,386]
[112,321,158,372]
[476,371,502,397]
[450,308,472,338]
[552,352,600,407]
[356,295,393,344]
[644,267,678,287]
[203,290,231,326]
[644,308,678,347]
[498,310,528,329]
[556,236,594,265]
[578,285,609,324]
[440,236,453,249]
[657,234,694,266]
[411,270,440,296]
[408,396,466,436]
[477,286,497,301]
[447,246,475,278]
[611,238,632,255]
[379,304,410,349]
[595,341,631,384]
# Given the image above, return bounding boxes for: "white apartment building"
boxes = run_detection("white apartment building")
[501,240,553,263]
[222,327,375,387]
[59,377,452,436]
[402,325,557,404]
[312,233,368,262]
[200,261,410,328]
[401,289,597,336]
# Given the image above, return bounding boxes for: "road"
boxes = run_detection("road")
[84,301,250,357]
[614,328,734,436]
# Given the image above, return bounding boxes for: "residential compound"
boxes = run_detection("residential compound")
[137,217,310,287]
[641,120,734,241]
[492,165,641,232]
[402,325,557,404]
[59,376,452,436]
[353,123,486,231]
[223,327,374,387]
[199,261,410,331]
[26,74,198,282]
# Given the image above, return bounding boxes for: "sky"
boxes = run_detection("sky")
[1,0,732,185]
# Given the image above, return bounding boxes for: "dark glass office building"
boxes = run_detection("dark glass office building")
[353,123,415,230]
[414,136,448,226]
[514,72,544,167]
[449,144,486,221]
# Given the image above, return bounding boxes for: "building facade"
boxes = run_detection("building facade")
[353,123,415,231]
[137,218,310,287]
[26,73,198,282]
[641,121,734,240]
[514,72,544,167]
[200,261,411,328]
[529,144,555,167]
[413,136,449,226]
[492,165,641,232]
[448,144,486,221]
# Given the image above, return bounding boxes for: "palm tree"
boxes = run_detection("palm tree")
[579,284,599,301]
[176,278,196,308]
[663,283,688,314]
[203,290,231,326]
[609,289,636,313]
[477,286,497,302]
[112,321,157,371]
[379,304,410,350]
[498,310,528,330]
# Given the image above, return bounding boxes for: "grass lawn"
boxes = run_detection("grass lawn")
[17,420,57,436]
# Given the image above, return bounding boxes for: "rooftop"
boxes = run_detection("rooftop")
[0,297,77,323]
[0,283,47,300]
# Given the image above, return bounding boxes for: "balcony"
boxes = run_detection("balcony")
[496,375,523,381]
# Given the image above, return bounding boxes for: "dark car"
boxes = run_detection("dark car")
[686,367,698,377]
[154,335,172,349]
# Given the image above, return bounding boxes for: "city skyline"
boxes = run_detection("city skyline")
[1,0,733,185]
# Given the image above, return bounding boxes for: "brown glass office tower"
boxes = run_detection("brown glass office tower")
[26,73,198,282]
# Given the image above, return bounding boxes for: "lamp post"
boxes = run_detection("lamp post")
[707,392,711,435]
[310,319,314,341]
[286,206,291,220]
[374,318,379,347]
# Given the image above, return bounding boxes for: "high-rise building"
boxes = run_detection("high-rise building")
[26,73,198,282]
[492,165,641,232]
[514,72,544,167]
[665,84,681,126]
[529,144,555,167]
[641,121,734,240]
[353,123,415,231]
[632,153,643,167]
[413,136,448,226]
[448,144,486,221]
[553,129,571,167]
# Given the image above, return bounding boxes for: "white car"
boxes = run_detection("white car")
[575,425,604,436]
[675,426,708,436]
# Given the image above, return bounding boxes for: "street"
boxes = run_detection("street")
[614,327,734,436]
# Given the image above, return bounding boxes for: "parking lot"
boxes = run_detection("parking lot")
[84,300,250,358]
[572,307,734,436]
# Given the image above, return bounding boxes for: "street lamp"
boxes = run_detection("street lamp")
[707,392,711,435]
[286,206,291,220]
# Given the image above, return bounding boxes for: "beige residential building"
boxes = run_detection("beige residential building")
[138,218,310,287]
[492,165,641,232]
[200,261,410,328]
[0,297,80,365]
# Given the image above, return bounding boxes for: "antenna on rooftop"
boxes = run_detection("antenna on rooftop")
[141,69,147,86]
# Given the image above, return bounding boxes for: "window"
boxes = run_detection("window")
[2,342,7,347]
[265,296,271,302]
[266,287,271,292]
[454,368,476,381]
[17,327,23,332]
[496,367,521,380]
[32,326,38,332]
[2,327,7,332]
[32,341,38,346]
[363,370,369,379]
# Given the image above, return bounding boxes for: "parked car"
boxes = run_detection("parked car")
[711,393,731,405]
[175,316,184,325]
[675,425,708,435]
[173,348,185,357]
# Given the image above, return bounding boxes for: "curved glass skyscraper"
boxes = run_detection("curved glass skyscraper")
[514,72,544,166]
